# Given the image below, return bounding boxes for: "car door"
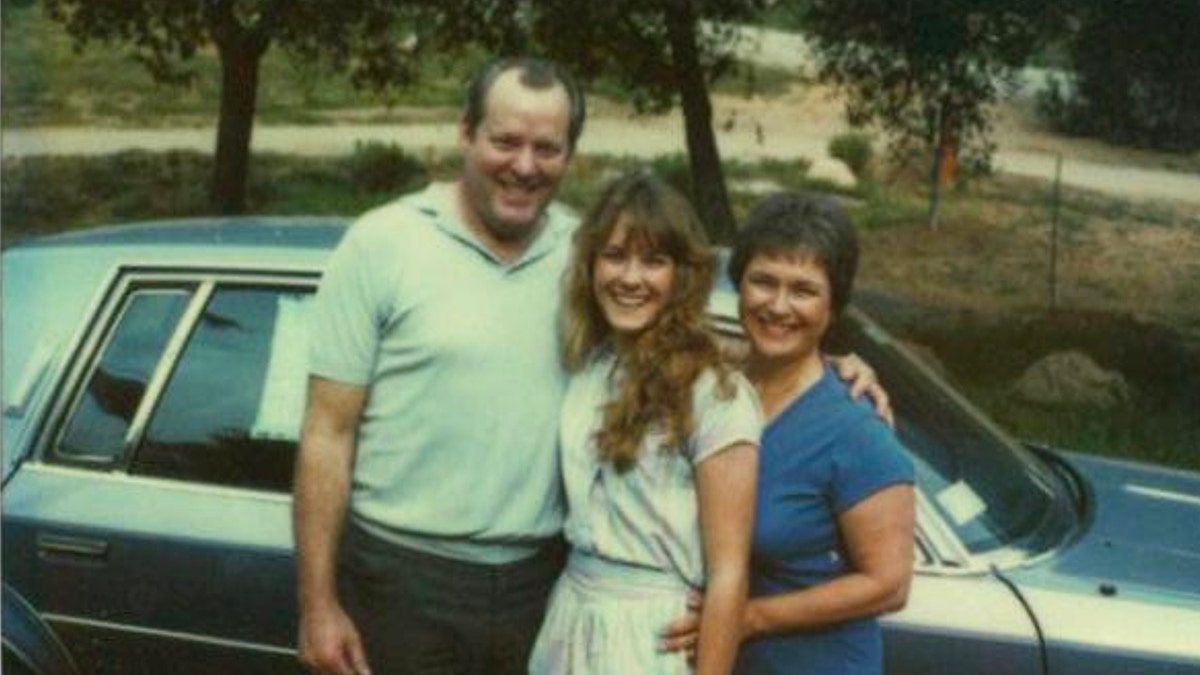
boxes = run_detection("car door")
[3,270,315,674]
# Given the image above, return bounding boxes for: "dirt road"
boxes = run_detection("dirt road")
[6,109,1198,207]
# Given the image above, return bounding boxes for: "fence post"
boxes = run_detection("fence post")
[1049,153,1063,313]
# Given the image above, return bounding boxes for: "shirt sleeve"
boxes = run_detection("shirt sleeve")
[308,217,392,385]
[830,415,915,513]
[690,370,763,465]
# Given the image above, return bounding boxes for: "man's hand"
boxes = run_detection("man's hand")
[658,590,703,661]
[298,603,371,675]
[830,353,894,427]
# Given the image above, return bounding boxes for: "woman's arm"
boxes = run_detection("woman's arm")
[743,484,915,638]
[693,441,758,675]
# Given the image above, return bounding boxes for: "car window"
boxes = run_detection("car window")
[839,309,1076,558]
[132,286,313,492]
[58,289,192,460]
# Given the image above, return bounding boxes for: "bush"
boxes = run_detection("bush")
[2,151,214,245]
[828,132,874,183]
[343,141,428,195]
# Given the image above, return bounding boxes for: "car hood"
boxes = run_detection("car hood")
[1009,451,1200,606]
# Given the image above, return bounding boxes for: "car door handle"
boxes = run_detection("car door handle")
[37,533,110,562]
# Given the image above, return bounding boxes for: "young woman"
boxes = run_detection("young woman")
[528,171,760,675]
[730,192,915,675]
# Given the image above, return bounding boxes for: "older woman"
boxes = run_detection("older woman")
[729,192,915,675]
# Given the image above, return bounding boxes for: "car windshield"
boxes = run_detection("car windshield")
[709,261,1078,561]
[833,306,1079,559]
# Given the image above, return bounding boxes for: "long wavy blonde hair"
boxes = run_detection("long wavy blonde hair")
[563,170,733,471]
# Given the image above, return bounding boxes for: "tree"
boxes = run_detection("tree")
[801,0,1057,226]
[44,0,442,214]
[444,0,768,243]
[1040,0,1200,152]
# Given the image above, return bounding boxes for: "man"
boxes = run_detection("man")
[294,57,585,675]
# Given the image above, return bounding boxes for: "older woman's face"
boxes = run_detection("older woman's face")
[738,250,832,363]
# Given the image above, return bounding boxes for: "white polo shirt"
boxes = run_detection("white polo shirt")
[309,182,577,564]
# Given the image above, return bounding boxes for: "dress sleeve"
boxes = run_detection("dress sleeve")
[830,415,915,513]
[308,216,392,386]
[690,370,763,465]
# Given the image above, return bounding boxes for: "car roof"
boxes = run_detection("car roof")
[11,216,350,255]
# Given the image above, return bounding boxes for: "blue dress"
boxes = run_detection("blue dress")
[735,365,914,675]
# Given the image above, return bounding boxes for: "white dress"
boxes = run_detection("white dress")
[529,353,762,674]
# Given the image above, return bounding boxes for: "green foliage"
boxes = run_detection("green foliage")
[1037,0,1200,152]
[964,385,1200,472]
[1,150,431,246]
[1,152,214,244]
[802,0,1058,175]
[35,0,464,212]
[1,5,474,127]
[828,132,874,182]
[343,142,429,196]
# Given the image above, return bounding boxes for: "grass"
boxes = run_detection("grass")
[963,385,1200,472]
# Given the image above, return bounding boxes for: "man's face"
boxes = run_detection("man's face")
[459,69,572,245]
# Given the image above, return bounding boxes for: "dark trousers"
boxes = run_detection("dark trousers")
[338,523,565,675]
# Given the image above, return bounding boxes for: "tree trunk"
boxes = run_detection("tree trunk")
[211,39,263,215]
[936,105,959,186]
[927,99,959,228]
[664,0,737,244]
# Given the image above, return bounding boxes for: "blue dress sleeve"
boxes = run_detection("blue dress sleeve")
[830,415,915,513]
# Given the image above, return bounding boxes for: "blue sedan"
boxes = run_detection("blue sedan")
[3,218,1199,674]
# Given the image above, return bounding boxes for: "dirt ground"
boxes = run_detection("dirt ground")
[704,83,1200,338]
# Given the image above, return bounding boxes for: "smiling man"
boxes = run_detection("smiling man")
[292,57,586,675]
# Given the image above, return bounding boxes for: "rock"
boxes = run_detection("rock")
[1010,350,1132,410]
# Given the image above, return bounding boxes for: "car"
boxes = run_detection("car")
[3,217,1199,674]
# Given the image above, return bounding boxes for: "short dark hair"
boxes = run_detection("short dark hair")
[462,57,586,153]
[728,192,859,316]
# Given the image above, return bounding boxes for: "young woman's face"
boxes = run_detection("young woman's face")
[592,214,676,337]
[738,250,832,364]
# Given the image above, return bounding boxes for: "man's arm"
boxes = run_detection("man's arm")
[293,376,371,675]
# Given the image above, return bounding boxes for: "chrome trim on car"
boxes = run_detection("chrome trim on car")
[1,638,40,673]
[45,281,196,466]
[4,341,56,419]
[39,269,319,472]
[42,614,297,657]
[16,462,293,504]
[118,261,324,278]
[1123,484,1200,508]
[122,281,215,458]
[913,489,975,569]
